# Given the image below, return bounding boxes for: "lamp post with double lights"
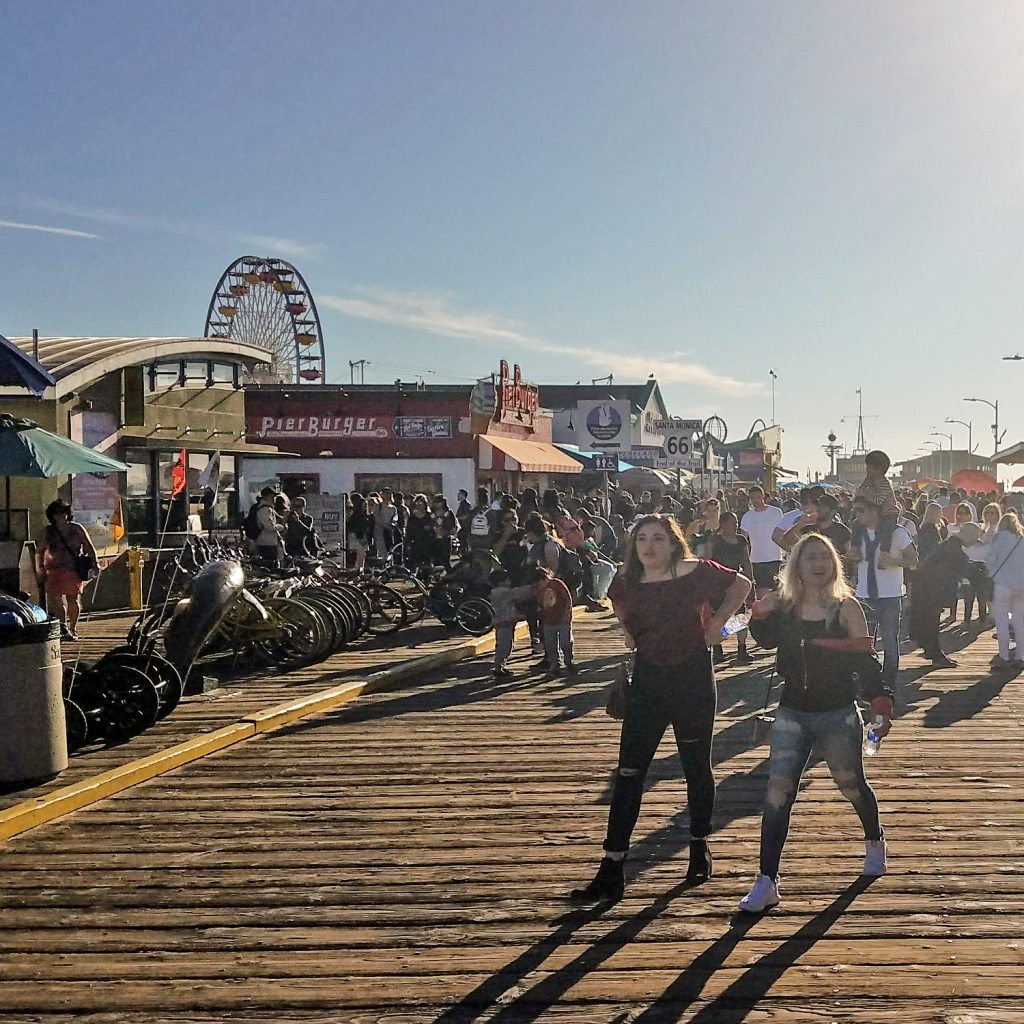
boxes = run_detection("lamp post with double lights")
[931,431,954,483]
[944,418,972,454]
[963,397,1002,456]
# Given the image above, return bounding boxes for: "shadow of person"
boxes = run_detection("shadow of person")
[921,665,1020,729]
[480,878,724,1024]
[635,875,879,1023]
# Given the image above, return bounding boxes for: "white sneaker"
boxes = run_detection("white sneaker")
[739,874,780,913]
[863,838,887,876]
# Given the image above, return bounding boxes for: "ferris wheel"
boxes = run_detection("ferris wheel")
[203,256,326,384]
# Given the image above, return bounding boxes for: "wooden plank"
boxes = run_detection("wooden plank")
[1,612,1023,1020]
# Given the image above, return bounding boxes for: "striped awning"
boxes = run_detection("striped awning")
[479,435,583,474]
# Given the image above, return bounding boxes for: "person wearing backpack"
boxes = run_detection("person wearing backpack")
[249,488,282,566]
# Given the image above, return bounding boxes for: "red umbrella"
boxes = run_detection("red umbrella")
[951,469,998,493]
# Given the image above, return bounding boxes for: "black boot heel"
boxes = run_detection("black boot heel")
[686,839,713,883]
[570,857,624,902]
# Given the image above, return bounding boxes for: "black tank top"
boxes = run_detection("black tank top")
[779,615,854,713]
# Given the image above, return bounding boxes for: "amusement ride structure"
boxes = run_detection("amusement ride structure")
[203,256,326,384]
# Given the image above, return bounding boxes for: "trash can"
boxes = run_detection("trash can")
[0,620,67,786]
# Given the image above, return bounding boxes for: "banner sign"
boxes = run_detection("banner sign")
[576,399,632,450]
[393,416,452,439]
[69,410,123,550]
[303,493,346,542]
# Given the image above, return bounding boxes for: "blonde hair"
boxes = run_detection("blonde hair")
[922,501,943,526]
[998,512,1024,537]
[982,502,1002,524]
[777,533,853,611]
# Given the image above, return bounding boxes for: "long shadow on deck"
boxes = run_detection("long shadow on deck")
[636,876,877,1023]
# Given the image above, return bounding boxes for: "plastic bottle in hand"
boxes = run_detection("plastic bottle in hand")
[721,612,750,638]
[864,715,884,756]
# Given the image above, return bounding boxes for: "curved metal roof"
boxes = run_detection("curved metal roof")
[6,336,271,396]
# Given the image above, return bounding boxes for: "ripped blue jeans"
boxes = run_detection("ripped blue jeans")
[759,704,882,879]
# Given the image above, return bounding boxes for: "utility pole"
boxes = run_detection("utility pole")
[349,359,368,384]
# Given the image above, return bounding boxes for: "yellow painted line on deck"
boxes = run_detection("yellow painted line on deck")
[0,621,529,842]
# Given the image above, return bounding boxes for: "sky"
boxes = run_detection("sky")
[2,0,1023,479]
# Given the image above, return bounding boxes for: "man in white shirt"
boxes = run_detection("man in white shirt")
[846,497,919,690]
[740,485,784,595]
[773,486,825,553]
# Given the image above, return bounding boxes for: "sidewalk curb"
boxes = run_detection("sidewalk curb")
[0,622,530,843]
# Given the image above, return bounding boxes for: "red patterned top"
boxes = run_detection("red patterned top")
[608,560,738,666]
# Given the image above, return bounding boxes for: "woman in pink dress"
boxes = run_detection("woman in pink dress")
[35,500,98,640]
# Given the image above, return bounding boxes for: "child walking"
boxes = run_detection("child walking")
[534,566,576,677]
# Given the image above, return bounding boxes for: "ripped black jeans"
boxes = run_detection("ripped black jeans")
[604,647,716,854]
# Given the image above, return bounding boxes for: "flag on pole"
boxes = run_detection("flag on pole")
[110,495,125,542]
[197,450,221,500]
[170,448,187,498]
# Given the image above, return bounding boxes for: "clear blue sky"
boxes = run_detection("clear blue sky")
[2,1,1023,477]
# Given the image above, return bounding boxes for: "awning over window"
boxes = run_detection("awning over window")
[479,435,583,474]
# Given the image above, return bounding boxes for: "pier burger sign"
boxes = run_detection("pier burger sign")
[496,360,538,426]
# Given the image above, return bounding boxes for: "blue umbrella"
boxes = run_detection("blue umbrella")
[0,335,55,397]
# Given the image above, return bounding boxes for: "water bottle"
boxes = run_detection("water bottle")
[863,715,884,756]
[721,612,751,639]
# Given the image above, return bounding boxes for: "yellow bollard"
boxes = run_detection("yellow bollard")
[127,546,147,610]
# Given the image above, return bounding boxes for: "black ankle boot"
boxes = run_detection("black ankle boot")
[686,839,713,883]
[570,856,624,902]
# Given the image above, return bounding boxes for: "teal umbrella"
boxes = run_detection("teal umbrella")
[0,415,129,476]
[1,415,130,533]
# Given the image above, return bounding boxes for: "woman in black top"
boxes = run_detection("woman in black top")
[571,514,750,902]
[404,494,436,570]
[739,533,893,913]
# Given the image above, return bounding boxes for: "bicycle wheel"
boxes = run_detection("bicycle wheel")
[380,572,428,624]
[455,598,495,636]
[363,582,409,635]
[262,596,332,666]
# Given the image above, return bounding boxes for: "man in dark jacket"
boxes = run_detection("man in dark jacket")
[908,522,981,668]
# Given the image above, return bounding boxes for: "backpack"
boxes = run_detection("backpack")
[243,502,261,540]
[554,512,584,550]
[470,510,491,537]
[557,546,584,592]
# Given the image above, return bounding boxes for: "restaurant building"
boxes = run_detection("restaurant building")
[240,362,583,504]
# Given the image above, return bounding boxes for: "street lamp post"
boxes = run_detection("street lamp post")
[944,418,972,454]
[931,431,954,482]
[769,370,778,425]
[964,397,1002,455]
[923,439,942,482]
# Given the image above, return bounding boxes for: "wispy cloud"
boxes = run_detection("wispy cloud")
[321,288,762,396]
[0,219,100,239]
[237,233,325,262]
[25,198,322,261]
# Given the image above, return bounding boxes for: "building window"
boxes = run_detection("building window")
[354,472,443,497]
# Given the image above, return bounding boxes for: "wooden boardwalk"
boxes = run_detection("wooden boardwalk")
[2,612,1023,1021]
[0,611,481,813]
